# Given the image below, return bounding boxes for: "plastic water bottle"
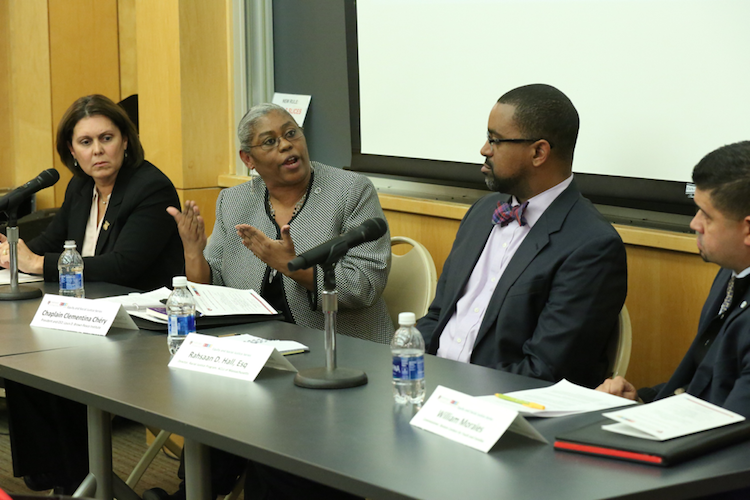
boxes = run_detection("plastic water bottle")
[167,276,196,356]
[391,312,426,405]
[58,240,84,298]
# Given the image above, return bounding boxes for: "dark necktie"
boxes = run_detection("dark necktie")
[718,275,736,317]
[492,201,529,227]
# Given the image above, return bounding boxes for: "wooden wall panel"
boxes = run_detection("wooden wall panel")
[624,247,717,388]
[48,0,121,204]
[135,0,183,185]
[0,0,12,190]
[176,187,220,238]
[178,0,232,188]
[136,0,232,192]
[7,0,55,209]
[379,193,718,390]
[117,0,138,100]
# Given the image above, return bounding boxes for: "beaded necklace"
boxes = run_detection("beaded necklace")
[268,191,308,219]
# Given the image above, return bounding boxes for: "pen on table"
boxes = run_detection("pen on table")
[495,393,545,410]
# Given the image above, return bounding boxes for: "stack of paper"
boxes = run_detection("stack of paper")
[100,282,279,325]
[0,269,44,285]
[602,393,745,440]
[478,379,637,417]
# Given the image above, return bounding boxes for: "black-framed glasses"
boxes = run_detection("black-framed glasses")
[249,127,304,152]
[486,132,554,148]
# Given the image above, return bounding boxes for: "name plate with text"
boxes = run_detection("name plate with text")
[168,332,298,382]
[272,92,312,126]
[31,294,138,336]
[410,385,548,452]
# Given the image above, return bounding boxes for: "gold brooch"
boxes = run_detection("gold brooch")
[103,221,110,231]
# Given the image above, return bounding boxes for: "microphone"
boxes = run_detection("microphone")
[288,217,388,271]
[0,169,60,213]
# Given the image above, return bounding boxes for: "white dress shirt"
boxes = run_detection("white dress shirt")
[82,187,110,257]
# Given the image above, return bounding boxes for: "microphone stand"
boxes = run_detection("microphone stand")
[0,208,43,300]
[293,252,368,389]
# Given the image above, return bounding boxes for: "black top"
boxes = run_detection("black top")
[27,161,184,290]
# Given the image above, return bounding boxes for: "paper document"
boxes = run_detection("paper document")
[477,379,637,417]
[101,283,278,323]
[99,287,171,311]
[602,393,745,441]
[233,334,309,355]
[0,269,44,285]
[187,282,277,316]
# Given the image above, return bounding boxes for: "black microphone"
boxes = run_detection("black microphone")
[0,169,60,213]
[288,217,388,271]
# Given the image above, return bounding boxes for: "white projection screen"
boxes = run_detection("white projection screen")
[353,0,750,199]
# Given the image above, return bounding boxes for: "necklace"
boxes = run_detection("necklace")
[269,191,307,219]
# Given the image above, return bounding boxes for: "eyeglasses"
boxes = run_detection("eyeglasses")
[487,132,554,148]
[249,127,304,152]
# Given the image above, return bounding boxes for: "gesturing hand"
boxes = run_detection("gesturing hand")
[167,200,207,258]
[235,223,297,272]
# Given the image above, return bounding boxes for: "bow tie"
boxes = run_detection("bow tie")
[492,201,529,227]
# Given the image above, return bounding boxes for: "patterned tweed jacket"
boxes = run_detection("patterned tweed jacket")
[205,162,394,343]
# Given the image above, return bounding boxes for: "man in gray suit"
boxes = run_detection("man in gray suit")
[417,84,628,388]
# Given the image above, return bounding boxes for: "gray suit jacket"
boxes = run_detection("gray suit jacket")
[417,180,628,388]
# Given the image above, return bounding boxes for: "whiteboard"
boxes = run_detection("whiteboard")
[357,0,750,183]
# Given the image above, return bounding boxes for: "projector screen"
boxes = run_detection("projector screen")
[351,0,750,211]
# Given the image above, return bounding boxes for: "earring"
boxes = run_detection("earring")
[74,159,78,168]
[124,150,128,159]
[249,171,254,189]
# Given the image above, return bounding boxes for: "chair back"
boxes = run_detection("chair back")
[606,305,633,378]
[381,236,438,329]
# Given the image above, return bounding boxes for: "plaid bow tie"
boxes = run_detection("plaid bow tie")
[492,201,529,227]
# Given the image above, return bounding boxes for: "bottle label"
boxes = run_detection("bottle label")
[169,315,196,336]
[59,272,83,290]
[392,355,424,381]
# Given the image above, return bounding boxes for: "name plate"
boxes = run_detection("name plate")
[410,386,548,452]
[31,294,138,336]
[272,92,312,126]
[168,332,298,382]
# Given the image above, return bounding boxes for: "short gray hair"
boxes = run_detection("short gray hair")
[237,103,293,152]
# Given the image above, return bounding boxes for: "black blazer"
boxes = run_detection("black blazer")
[417,180,628,388]
[27,161,184,291]
[656,269,750,417]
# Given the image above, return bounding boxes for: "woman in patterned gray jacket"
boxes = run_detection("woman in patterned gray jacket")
[168,103,394,344]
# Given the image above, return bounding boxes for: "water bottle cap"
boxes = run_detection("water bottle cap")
[398,312,416,326]
[172,276,188,287]
[63,240,77,249]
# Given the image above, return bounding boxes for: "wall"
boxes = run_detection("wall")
[0,0,11,191]
[0,0,123,209]
[134,0,235,235]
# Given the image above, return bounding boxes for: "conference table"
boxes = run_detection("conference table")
[1,284,750,500]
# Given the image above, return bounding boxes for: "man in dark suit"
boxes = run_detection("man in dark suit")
[417,84,628,388]
[599,141,750,418]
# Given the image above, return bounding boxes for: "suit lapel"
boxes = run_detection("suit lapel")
[69,179,94,246]
[96,166,132,254]
[473,181,581,348]
[685,271,745,397]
